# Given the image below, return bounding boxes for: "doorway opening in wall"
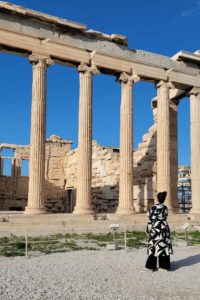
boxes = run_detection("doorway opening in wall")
[65,188,76,213]
[177,97,191,212]
[9,206,24,211]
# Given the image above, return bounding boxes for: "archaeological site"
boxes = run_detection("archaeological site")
[0,2,200,233]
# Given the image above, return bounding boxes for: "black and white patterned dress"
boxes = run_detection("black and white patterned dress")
[146,203,173,257]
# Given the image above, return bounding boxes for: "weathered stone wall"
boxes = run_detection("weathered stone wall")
[0,119,157,213]
[133,123,157,211]
[66,141,120,213]
[0,145,29,210]
[44,136,72,212]
[0,136,72,212]
[65,119,157,213]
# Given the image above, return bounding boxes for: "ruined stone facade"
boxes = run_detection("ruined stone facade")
[0,115,157,213]
[0,136,72,212]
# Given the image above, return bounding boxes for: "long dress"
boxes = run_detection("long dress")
[145,203,173,270]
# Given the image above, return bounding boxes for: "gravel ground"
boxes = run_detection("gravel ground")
[0,246,200,300]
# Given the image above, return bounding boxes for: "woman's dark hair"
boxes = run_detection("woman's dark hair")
[157,191,167,203]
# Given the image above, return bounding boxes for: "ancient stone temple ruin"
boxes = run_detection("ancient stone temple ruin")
[0,118,156,213]
[0,2,200,217]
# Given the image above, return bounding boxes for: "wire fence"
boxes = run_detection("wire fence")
[1,223,199,258]
[0,226,148,258]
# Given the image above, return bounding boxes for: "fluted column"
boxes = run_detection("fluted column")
[73,63,99,214]
[157,80,178,209]
[117,72,140,214]
[0,157,2,176]
[169,100,179,209]
[25,55,53,214]
[189,87,200,213]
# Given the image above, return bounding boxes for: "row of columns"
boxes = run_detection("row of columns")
[24,53,200,215]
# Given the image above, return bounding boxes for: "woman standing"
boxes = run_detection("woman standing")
[145,191,173,271]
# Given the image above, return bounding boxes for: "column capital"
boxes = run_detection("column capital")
[156,80,175,89]
[189,86,200,96]
[28,54,54,67]
[78,62,100,75]
[118,71,140,84]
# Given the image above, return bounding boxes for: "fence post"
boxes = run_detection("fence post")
[124,226,127,252]
[25,228,28,258]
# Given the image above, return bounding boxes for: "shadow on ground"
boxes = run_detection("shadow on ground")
[171,254,200,270]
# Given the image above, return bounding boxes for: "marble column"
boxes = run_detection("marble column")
[189,87,200,213]
[169,100,179,209]
[117,72,140,214]
[73,63,99,214]
[0,157,2,176]
[156,80,178,209]
[25,55,53,214]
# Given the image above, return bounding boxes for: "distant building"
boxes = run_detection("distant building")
[178,166,191,212]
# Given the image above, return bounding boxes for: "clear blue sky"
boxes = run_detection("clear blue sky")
[1,0,199,166]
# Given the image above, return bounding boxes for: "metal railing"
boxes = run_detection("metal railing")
[178,185,192,212]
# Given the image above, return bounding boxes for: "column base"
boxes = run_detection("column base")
[189,208,200,214]
[116,207,135,215]
[168,207,180,213]
[188,209,200,221]
[73,206,94,215]
[24,207,47,215]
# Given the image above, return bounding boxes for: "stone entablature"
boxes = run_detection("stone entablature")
[0,2,200,90]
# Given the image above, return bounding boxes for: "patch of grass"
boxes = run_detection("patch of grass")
[0,237,9,245]
[14,242,25,250]
[97,242,107,247]
[42,249,70,255]
[188,231,200,239]
[84,232,114,242]
[125,231,145,238]
[169,231,200,246]
[4,230,195,257]
[126,238,146,249]
[171,231,185,239]
[84,246,98,250]
[0,250,25,257]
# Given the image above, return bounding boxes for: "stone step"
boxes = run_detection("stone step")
[0,222,198,237]
[0,213,94,223]
[0,212,191,222]
[0,212,197,238]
